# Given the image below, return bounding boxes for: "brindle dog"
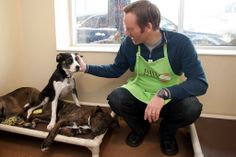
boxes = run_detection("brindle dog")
[0,87,40,122]
[40,102,113,151]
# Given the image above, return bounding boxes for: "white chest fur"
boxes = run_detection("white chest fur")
[53,78,74,98]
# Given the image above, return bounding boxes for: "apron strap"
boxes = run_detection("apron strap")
[163,43,168,58]
[137,46,141,56]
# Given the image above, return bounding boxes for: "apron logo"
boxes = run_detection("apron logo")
[159,73,171,82]
[143,68,160,79]
[143,69,171,82]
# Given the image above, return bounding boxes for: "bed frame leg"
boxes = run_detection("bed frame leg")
[189,123,204,157]
[88,146,100,157]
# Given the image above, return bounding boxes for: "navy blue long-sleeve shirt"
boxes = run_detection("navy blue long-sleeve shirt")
[86,30,208,100]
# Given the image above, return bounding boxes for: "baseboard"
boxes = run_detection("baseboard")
[201,113,236,120]
[63,100,109,107]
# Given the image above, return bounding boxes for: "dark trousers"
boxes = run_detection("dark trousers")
[107,87,202,137]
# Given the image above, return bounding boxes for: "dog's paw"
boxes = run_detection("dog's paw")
[47,122,55,130]
[24,103,30,108]
[27,108,34,119]
[23,121,36,129]
[41,143,49,152]
[75,101,81,107]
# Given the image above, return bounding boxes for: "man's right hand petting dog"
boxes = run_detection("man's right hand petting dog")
[26,52,81,130]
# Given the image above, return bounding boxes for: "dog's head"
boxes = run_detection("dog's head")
[56,53,81,74]
[90,106,113,136]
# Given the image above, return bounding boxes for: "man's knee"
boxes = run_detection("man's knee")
[181,97,203,123]
[107,88,132,114]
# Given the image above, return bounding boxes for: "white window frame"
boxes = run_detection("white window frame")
[54,0,236,55]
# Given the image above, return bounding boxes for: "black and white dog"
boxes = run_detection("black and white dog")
[26,53,81,130]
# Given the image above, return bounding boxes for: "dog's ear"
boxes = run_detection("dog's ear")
[95,106,103,113]
[56,53,63,63]
[91,106,103,117]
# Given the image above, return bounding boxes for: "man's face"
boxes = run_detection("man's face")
[123,12,148,45]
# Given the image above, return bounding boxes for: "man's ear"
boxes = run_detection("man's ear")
[146,22,153,32]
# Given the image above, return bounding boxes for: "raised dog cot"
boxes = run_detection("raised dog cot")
[0,102,204,157]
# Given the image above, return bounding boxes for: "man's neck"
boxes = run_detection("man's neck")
[144,30,162,47]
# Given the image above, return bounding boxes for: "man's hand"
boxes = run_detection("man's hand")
[76,54,87,72]
[144,95,164,123]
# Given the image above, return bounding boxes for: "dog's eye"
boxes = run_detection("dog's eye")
[65,58,73,64]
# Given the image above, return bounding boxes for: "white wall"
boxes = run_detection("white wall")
[0,0,23,93]
[19,0,57,89]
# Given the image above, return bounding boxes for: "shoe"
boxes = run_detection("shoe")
[160,135,179,155]
[126,131,145,147]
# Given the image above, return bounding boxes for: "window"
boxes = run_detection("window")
[184,0,236,46]
[54,0,236,54]
[74,0,128,44]
[72,0,236,47]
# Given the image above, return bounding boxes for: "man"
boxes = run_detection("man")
[78,0,208,155]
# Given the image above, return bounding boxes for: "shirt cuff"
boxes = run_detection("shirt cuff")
[85,64,89,73]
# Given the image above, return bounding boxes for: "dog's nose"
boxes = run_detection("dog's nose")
[76,65,80,71]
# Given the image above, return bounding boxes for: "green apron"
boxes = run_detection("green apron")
[122,43,182,104]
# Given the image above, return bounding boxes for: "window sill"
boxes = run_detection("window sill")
[57,45,236,56]
[196,46,236,56]
[57,44,120,53]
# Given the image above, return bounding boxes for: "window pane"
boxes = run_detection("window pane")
[74,0,236,46]
[184,0,236,46]
[75,0,128,44]
[148,0,179,31]
[74,0,179,44]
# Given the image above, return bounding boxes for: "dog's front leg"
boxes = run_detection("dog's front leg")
[47,98,58,130]
[47,81,64,130]
[71,78,80,107]
[27,97,49,119]
[72,91,80,107]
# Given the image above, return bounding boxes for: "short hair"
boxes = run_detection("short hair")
[123,0,161,32]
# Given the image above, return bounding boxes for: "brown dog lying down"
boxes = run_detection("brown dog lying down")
[24,100,115,151]
[0,87,40,123]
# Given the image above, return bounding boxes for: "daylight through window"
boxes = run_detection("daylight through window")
[73,0,236,47]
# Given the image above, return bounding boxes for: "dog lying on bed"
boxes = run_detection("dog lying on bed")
[0,87,40,124]
[27,101,114,151]
[20,99,114,151]
[41,105,113,151]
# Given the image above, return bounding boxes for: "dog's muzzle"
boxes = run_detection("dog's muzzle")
[76,65,80,72]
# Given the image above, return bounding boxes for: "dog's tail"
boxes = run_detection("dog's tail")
[41,119,67,151]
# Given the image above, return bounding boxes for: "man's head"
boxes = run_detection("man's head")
[123,0,161,45]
